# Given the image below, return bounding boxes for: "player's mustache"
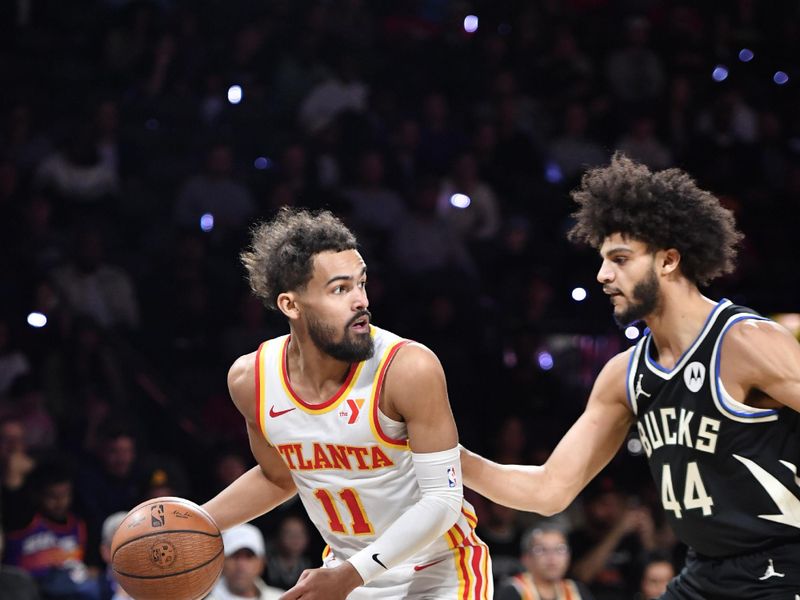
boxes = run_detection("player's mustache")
[603,286,622,296]
[347,309,372,327]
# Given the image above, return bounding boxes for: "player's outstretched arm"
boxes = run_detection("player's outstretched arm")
[203,353,297,532]
[462,350,634,514]
[280,343,463,600]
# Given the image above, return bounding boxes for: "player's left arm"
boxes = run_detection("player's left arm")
[721,319,800,412]
[279,344,461,600]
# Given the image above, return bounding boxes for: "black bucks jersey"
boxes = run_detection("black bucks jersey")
[627,299,800,557]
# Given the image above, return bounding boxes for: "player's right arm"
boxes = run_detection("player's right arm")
[203,352,297,531]
[462,350,634,515]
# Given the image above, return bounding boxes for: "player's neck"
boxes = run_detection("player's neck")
[644,285,716,369]
[285,331,352,402]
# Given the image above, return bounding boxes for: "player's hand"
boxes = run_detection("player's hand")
[278,563,363,600]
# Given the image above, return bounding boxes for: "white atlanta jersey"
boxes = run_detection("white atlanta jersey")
[255,326,492,599]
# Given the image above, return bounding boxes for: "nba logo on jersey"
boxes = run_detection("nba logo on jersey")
[447,466,457,488]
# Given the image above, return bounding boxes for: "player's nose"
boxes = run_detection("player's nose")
[597,260,614,284]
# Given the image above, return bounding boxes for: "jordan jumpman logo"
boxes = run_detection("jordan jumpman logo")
[758,559,784,580]
[635,374,652,401]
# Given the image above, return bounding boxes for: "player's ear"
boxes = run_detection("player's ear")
[660,248,681,276]
[277,292,301,321]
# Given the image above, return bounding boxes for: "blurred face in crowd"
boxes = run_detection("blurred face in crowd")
[641,560,675,599]
[223,548,264,596]
[523,530,570,583]
[279,517,309,558]
[103,435,136,478]
[40,481,72,521]
[0,419,26,463]
[586,491,625,529]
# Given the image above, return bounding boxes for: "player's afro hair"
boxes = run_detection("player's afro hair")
[241,207,358,310]
[567,153,742,286]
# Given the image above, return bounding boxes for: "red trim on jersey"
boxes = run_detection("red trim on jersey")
[281,336,358,410]
[254,342,265,436]
[471,544,484,598]
[372,341,410,446]
[458,546,472,599]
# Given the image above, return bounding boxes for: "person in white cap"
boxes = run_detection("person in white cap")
[208,523,284,600]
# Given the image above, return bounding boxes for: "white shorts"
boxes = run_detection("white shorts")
[323,545,494,599]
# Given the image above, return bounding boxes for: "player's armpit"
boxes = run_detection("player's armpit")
[721,319,800,412]
[202,354,297,531]
[462,350,634,515]
[381,342,458,453]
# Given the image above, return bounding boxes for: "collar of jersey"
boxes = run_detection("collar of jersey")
[644,298,731,379]
[279,333,367,414]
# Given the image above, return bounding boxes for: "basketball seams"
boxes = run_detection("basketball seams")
[111,529,222,560]
[114,546,224,579]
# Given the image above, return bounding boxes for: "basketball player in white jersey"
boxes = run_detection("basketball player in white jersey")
[203,208,492,600]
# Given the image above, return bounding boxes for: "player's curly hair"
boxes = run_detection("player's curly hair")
[241,207,357,310]
[567,153,742,286]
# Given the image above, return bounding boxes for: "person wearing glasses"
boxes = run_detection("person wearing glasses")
[497,524,594,600]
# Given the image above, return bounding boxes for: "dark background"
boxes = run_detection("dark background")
[1,0,799,597]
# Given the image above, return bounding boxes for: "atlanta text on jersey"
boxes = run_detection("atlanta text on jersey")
[276,442,396,471]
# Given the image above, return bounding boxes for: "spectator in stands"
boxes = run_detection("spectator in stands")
[497,524,593,600]
[568,477,655,600]
[264,516,311,591]
[210,523,284,600]
[3,460,96,599]
[636,553,675,600]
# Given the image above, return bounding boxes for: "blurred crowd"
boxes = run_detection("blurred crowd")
[1,1,800,598]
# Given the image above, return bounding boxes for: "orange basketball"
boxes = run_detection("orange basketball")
[110,496,224,600]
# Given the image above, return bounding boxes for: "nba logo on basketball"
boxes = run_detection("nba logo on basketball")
[447,466,457,488]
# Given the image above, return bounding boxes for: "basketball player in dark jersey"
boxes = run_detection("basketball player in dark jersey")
[462,154,800,599]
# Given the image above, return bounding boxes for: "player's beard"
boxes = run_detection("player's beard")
[614,267,660,327]
[307,310,374,363]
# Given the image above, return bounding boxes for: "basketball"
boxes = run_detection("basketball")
[110,496,224,600]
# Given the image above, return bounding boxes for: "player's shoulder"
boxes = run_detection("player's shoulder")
[390,341,443,378]
[722,316,796,356]
[603,346,637,377]
[589,347,635,406]
[228,350,259,414]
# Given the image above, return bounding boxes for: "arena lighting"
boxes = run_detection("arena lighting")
[227,85,243,104]
[254,156,272,170]
[711,65,729,82]
[537,351,554,371]
[625,325,640,340]
[627,437,644,455]
[450,193,471,208]
[200,213,214,232]
[738,48,754,62]
[774,71,789,85]
[463,15,479,33]
[503,349,518,368]
[27,312,47,328]
[544,160,563,183]
[571,287,587,302]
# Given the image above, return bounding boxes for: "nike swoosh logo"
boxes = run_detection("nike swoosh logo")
[269,406,296,418]
[413,559,445,572]
[372,554,387,569]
